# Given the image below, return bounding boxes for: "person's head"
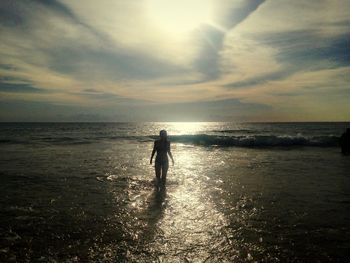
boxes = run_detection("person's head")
[159,130,167,140]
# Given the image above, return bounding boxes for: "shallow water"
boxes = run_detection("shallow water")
[1,122,350,262]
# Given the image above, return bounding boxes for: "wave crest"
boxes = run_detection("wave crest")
[167,134,339,147]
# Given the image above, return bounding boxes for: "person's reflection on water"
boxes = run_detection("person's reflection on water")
[150,130,174,186]
[340,128,350,155]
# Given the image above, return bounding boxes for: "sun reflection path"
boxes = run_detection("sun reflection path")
[144,147,229,262]
[161,122,213,135]
[169,122,203,135]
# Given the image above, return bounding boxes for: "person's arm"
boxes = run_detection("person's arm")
[150,141,156,164]
[167,141,174,165]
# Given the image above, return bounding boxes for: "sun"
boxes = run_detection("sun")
[146,0,213,34]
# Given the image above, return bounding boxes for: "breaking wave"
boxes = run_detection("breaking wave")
[165,134,339,147]
[0,134,340,147]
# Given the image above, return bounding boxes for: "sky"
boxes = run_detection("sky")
[0,0,349,122]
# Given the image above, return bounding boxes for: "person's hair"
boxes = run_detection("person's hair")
[160,130,167,138]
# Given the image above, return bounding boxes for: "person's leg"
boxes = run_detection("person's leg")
[155,162,161,184]
[161,161,169,185]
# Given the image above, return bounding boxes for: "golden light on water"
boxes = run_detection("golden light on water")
[172,122,202,134]
[103,122,241,260]
[164,122,208,135]
[143,145,228,261]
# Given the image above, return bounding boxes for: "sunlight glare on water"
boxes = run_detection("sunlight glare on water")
[2,122,350,262]
[161,122,209,135]
[141,145,229,262]
[103,127,236,261]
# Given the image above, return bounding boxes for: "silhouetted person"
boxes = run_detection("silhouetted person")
[340,128,350,155]
[150,130,174,186]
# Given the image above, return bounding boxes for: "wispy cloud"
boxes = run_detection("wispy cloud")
[0,0,349,121]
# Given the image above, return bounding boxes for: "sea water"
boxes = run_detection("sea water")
[0,122,349,262]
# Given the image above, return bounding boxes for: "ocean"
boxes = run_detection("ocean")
[1,122,349,262]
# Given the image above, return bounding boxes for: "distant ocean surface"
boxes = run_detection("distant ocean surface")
[1,122,350,262]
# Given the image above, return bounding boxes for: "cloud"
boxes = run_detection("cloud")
[223,70,292,89]
[215,0,350,120]
[181,0,266,83]
[47,45,187,81]
[0,80,42,93]
[223,30,350,90]
[0,96,271,122]
[254,30,350,68]
[0,0,349,121]
[216,0,266,29]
